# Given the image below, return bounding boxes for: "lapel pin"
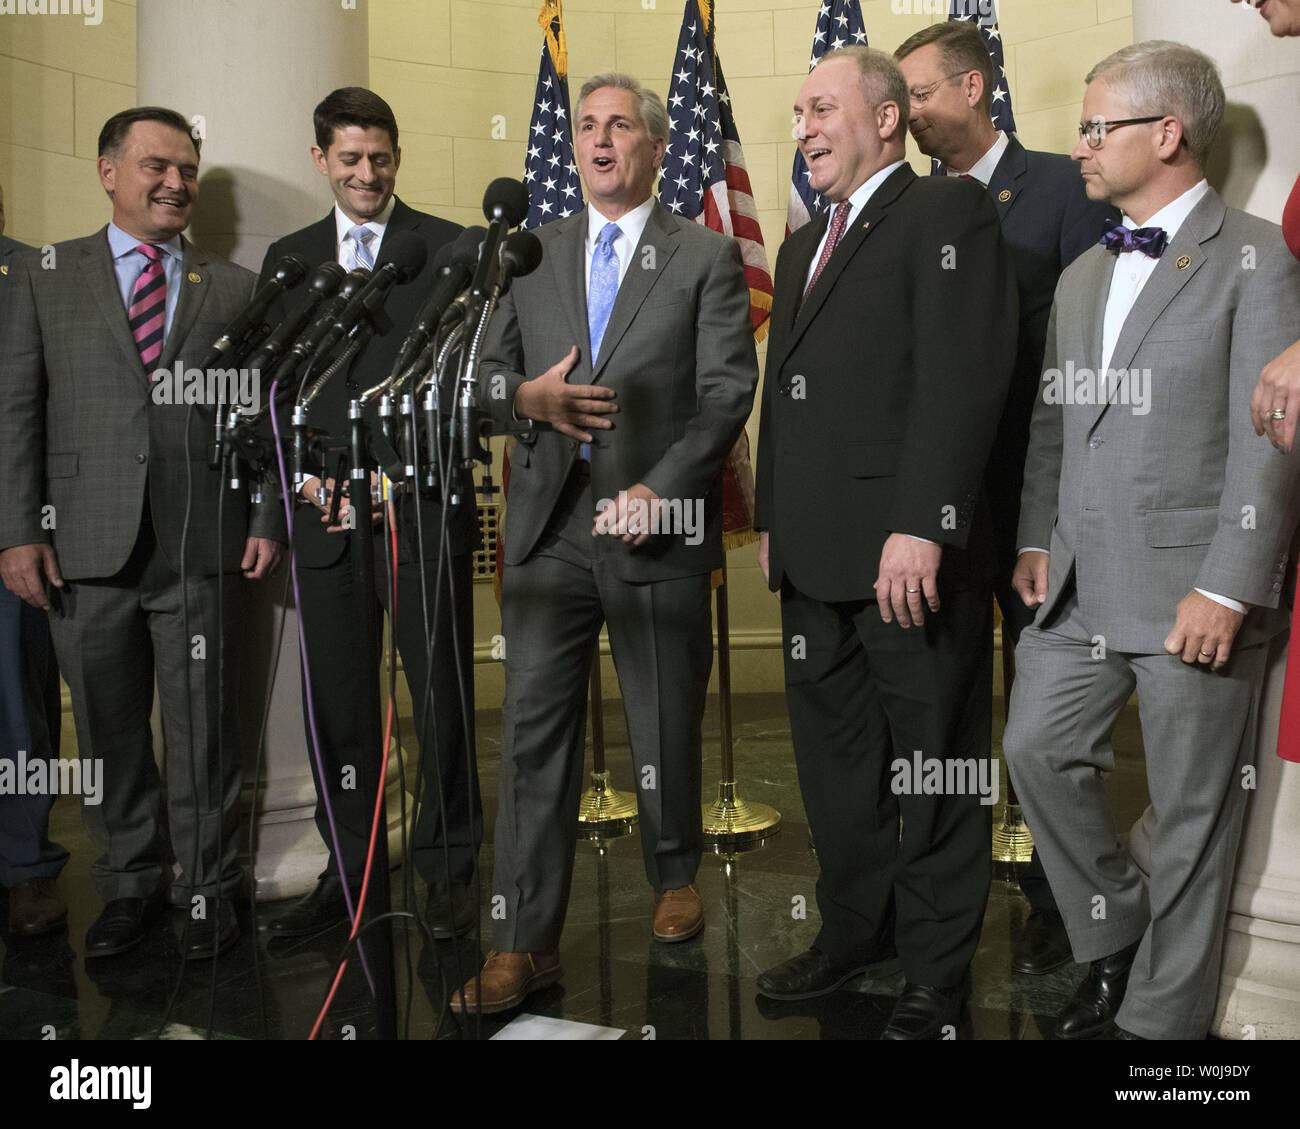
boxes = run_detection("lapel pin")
[188,271,202,283]
[1176,255,1191,270]
[861,220,870,230]
[998,189,1012,203]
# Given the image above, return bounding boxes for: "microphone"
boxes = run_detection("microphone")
[282,267,373,375]
[243,261,346,382]
[302,232,428,371]
[497,229,543,296]
[449,179,530,326]
[393,226,485,377]
[200,254,308,371]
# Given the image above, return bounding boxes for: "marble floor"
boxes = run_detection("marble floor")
[0,687,1153,1041]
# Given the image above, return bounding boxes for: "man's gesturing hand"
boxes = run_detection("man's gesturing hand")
[875,534,941,627]
[1165,590,1245,671]
[1013,550,1050,609]
[0,544,64,610]
[513,345,617,442]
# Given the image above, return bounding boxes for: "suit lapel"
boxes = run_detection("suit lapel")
[161,237,210,369]
[546,212,590,371]
[591,204,680,381]
[987,136,1028,225]
[375,197,417,266]
[81,229,146,376]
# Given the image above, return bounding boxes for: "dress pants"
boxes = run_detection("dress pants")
[1003,588,1266,1039]
[46,512,242,903]
[294,526,480,890]
[780,579,993,987]
[492,462,712,952]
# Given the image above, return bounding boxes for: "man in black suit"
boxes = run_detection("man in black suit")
[260,88,481,940]
[754,47,1016,1038]
[894,21,1119,975]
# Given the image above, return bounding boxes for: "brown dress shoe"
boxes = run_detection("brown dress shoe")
[653,884,704,943]
[7,877,67,937]
[450,949,562,1015]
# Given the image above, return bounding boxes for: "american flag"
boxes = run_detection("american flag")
[786,0,868,235]
[660,0,770,549]
[934,0,1017,174]
[523,0,583,229]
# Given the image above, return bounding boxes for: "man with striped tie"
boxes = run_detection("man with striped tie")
[0,107,285,960]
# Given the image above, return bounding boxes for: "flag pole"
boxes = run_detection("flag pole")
[577,639,637,839]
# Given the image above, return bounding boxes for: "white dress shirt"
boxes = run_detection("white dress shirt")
[944,131,1009,187]
[584,196,656,293]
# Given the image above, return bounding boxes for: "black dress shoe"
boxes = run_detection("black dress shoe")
[880,975,970,1040]
[1054,938,1142,1040]
[183,899,239,961]
[756,946,901,1001]
[85,898,159,959]
[267,876,359,938]
[1012,908,1073,975]
[425,883,476,940]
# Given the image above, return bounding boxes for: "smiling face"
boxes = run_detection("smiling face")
[1248,0,1300,35]
[576,86,665,220]
[794,56,899,204]
[312,124,401,225]
[97,120,199,244]
[897,42,978,164]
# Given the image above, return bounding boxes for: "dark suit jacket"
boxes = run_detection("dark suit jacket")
[259,197,474,567]
[0,230,284,579]
[983,137,1119,569]
[478,203,759,582]
[755,163,1018,603]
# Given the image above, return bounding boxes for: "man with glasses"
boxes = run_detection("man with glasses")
[895,20,1117,980]
[1003,41,1300,1040]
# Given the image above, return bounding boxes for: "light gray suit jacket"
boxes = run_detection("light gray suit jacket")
[0,229,285,580]
[479,203,758,581]
[1018,188,1300,653]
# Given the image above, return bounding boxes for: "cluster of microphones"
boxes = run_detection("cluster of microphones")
[203,178,540,500]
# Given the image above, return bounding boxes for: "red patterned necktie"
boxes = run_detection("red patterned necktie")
[802,201,850,305]
[128,242,166,375]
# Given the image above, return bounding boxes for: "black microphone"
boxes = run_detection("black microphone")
[394,226,485,376]
[244,261,346,385]
[283,268,373,373]
[303,232,428,371]
[496,229,543,296]
[200,254,308,371]
[451,179,530,325]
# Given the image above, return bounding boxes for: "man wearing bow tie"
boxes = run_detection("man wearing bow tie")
[1003,41,1300,1040]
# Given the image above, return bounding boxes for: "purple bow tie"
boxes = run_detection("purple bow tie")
[1099,222,1168,258]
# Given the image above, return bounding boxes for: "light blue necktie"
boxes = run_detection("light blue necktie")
[349,225,376,271]
[583,221,621,461]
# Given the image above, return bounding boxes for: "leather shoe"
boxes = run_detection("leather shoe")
[267,876,359,937]
[85,897,159,958]
[757,945,901,1000]
[653,884,704,942]
[183,899,239,961]
[1011,908,1073,975]
[450,949,562,1015]
[425,883,476,940]
[6,877,66,937]
[881,975,971,1040]
[1054,938,1142,1040]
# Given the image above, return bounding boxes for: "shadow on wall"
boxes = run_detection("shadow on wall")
[1208,102,1267,210]
[190,167,324,273]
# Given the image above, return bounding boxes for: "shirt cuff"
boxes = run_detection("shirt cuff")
[902,534,938,546]
[1017,547,1050,556]
[1195,588,1247,615]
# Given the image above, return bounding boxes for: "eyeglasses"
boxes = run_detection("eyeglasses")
[1077,115,1166,149]
[908,71,970,106]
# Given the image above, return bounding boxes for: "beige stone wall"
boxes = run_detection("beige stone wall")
[1,0,1133,705]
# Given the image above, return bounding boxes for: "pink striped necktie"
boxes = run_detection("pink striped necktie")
[802,201,849,306]
[128,242,167,375]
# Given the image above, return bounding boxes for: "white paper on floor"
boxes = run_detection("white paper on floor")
[490,1014,624,1040]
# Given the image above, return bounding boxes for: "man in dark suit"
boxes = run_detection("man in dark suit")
[260,88,481,940]
[753,47,1016,1038]
[0,108,285,959]
[451,72,758,1014]
[0,183,69,938]
[895,20,1119,975]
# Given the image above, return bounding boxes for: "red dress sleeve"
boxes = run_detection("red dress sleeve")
[1284,173,1300,261]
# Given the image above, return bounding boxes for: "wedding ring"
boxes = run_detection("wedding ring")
[1268,409,1287,420]
[907,587,920,593]
[1199,649,1214,657]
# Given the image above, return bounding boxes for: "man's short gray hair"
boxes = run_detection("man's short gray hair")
[1085,40,1225,166]
[819,46,910,137]
[577,72,670,146]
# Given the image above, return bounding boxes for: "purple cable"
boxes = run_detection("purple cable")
[269,377,376,998]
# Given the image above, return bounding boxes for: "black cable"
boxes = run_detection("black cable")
[206,453,225,1040]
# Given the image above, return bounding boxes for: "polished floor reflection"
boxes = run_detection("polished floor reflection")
[0,688,1150,1040]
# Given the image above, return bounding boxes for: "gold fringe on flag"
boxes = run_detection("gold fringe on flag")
[539,0,569,78]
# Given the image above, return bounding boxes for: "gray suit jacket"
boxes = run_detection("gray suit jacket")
[1018,188,1300,653]
[479,203,759,581]
[0,228,285,580]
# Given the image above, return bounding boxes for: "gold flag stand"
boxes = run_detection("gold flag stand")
[577,640,637,839]
[993,614,1034,871]
[702,561,780,851]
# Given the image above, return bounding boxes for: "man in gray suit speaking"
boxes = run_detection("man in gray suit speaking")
[1004,42,1300,1040]
[452,73,758,1014]
[0,108,285,960]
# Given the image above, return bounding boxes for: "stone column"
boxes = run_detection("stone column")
[138,0,413,901]
[1127,0,1300,1039]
